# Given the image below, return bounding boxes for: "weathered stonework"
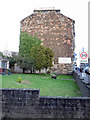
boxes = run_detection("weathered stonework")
[1,89,90,119]
[20,9,75,74]
[51,64,73,75]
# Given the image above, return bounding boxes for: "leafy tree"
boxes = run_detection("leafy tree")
[19,32,42,73]
[17,56,35,74]
[8,57,16,69]
[30,46,38,60]
[8,54,18,69]
[19,32,54,74]
[44,47,54,70]
[30,46,38,72]
[30,45,46,73]
[19,32,41,57]
[35,45,46,73]
[30,45,54,74]
[0,52,4,57]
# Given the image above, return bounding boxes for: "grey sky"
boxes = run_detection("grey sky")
[0,0,89,54]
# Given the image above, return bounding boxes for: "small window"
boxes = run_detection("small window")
[1,61,6,68]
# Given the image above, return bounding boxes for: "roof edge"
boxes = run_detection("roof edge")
[34,9,60,13]
[20,9,75,23]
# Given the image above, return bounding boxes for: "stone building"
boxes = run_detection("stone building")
[20,8,75,74]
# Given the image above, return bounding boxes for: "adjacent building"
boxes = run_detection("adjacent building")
[2,50,18,57]
[20,8,75,74]
[0,56,9,74]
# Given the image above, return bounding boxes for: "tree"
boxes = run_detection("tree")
[0,52,4,57]
[19,32,54,74]
[19,32,42,73]
[19,32,41,57]
[8,54,18,69]
[30,45,46,74]
[44,47,54,70]
[35,45,46,73]
[8,57,16,69]
[30,46,37,72]
[30,45,54,74]
[17,56,35,74]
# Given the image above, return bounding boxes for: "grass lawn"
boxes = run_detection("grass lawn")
[1,74,82,97]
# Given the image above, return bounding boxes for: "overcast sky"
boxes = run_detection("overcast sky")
[0,0,89,54]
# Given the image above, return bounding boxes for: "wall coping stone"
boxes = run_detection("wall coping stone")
[0,88,90,99]
[40,96,90,99]
[0,88,40,91]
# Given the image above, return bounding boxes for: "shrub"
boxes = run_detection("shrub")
[2,73,6,75]
[47,70,51,75]
[8,73,12,75]
[43,73,45,76]
[51,73,57,79]
[17,77,22,83]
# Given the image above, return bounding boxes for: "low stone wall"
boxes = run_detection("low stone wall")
[74,71,90,97]
[0,88,90,119]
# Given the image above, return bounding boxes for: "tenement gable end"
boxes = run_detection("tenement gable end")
[20,8,75,74]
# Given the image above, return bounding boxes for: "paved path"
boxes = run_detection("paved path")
[75,70,90,84]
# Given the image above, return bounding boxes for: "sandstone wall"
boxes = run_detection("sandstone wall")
[20,9,75,74]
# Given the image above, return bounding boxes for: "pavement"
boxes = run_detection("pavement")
[75,70,90,85]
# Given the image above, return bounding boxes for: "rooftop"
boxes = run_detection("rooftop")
[0,56,8,61]
[21,8,75,23]
[34,7,60,12]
